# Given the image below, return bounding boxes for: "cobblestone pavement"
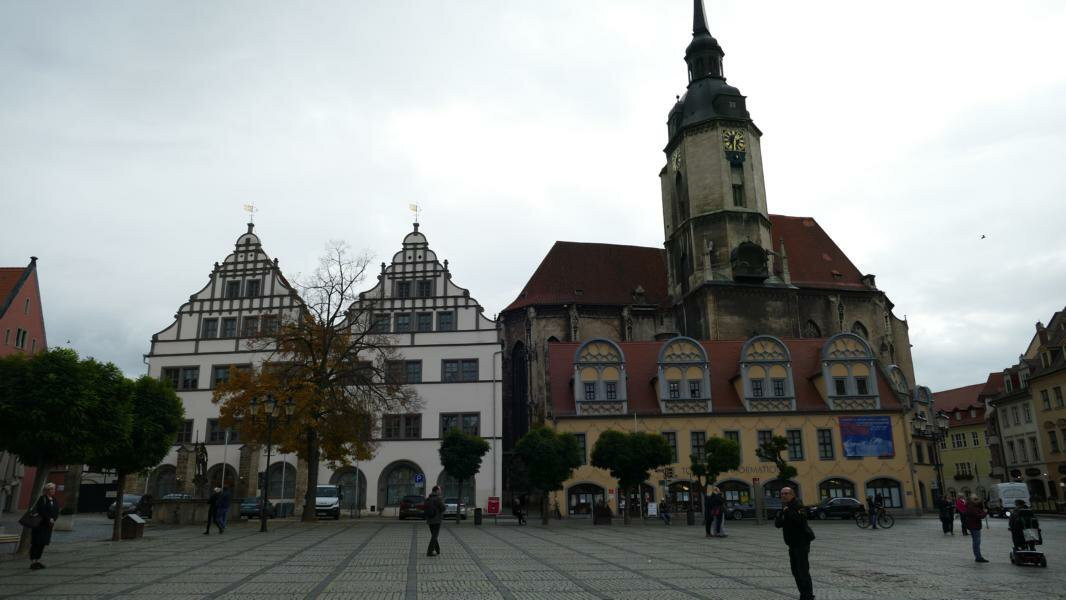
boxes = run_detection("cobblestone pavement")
[1,515,1064,600]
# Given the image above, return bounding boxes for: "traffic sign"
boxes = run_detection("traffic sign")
[414,474,424,484]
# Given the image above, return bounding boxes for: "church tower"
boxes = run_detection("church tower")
[662,0,774,303]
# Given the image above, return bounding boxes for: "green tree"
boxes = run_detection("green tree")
[514,427,581,525]
[690,436,741,515]
[438,428,490,523]
[0,349,128,553]
[92,376,185,541]
[756,435,797,481]
[590,430,673,525]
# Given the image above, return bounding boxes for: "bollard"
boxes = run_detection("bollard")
[474,507,483,525]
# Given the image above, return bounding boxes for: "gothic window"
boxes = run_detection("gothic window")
[837,302,845,327]
[740,335,794,411]
[851,321,868,339]
[730,164,745,207]
[821,333,880,409]
[887,365,909,394]
[803,320,821,338]
[656,337,711,412]
[574,339,627,415]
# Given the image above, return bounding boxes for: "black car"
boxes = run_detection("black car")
[725,502,756,520]
[239,498,276,519]
[807,497,864,520]
[398,495,426,519]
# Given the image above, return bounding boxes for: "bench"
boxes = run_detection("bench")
[0,534,21,544]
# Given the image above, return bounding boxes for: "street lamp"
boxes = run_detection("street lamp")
[249,395,294,533]
[931,411,950,497]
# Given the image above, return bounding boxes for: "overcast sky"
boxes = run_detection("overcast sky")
[2,1,1065,392]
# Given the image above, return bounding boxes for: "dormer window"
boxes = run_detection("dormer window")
[656,336,711,414]
[856,377,869,395]
[821,333,880,410]
[955,411,962,421]
[583,382,596,400]
[573,339,627,416]
[741,335,795,412]
[605,381,618,400]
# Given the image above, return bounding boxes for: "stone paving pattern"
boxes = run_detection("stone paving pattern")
[1,516,1064,599]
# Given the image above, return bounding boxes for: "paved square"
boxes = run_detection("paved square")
[1,515,1064,599]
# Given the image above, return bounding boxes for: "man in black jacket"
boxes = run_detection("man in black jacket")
[774,487,814,600]
[425,486,446,557]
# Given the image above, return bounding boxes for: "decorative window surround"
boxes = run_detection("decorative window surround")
[821,333,880,410]
[740,335,795,412]
[656,336,711,414]
[573,338,627,416]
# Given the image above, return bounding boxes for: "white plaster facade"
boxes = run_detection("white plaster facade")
[145,223,502,516]
[995,390,1049,493]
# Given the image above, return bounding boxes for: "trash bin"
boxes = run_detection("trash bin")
[121,514,145,540]
[474,508,483,525]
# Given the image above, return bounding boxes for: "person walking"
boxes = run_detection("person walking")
[204,487,223,535]
[512,496,526,525]
[866,495,879,530]
[425,486,445,557]
[775,487,815,600]
[938,495,955,535]
[659,499,671,525]
[216,486,231,532]
[26,482,61,570]
[705,487,726,537]
[962,495,988,563]
[955,495,968,536]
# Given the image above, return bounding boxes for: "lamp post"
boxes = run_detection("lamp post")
[931,411,950,497]
[250,395,294,533]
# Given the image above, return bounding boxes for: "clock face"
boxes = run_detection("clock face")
[722,129,746,152]
[672,151,682,171]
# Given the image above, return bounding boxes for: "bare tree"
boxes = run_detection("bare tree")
[214,241,420,521]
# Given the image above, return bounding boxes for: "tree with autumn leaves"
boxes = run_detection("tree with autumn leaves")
[213,242,420,522]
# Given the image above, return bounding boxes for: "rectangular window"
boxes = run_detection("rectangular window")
[732,183,744,207]
[225,281,241,299]
[691,431,706,462]
[956,462,972,476]
[437,311,455,331]
[689,380,701,398]
[261,315,279,335]
[201,318,219,339]
[915,443,925,464]
[371,314,390,333]
[725,430,741,456]
[382,415,401,439]
[213,366,231,386]
[1049,431,1060,454]
[416,312,433,332]
[394,313,412,333]
[772,378,786,397]
[442,359,478,382]
[394,281,411,298]
[1012,406,1021,426]
[1023,404,1032,423]
[161,367,180,389]
[605,381,617,400]
[1030,436,1040,461]
[583,382,596,400]
[461,413,480,436]
[971,431,980,447]
[1042,390,1051,410]
[668,381,680,399]
[575,433,587,465]
[241,316,259,337]
[1056,387,1064,408]
[175,419,193,444]
[855,377,869,395]
[245,279,260,297]
[221,317,237,338]
[1007,440,1017,463]
[757,430,773,461]
[405,361,422,384]
[403,414,421,439]
[206,419,232,444]
[663,432,678,462]
[951,432,966,449]
[834,378,847,395]
[817,428,834,460]
[179,367,199,390]
[786,429,804,461]
[440,413,458,434]
[416,280,433,297]
[386,361,405,384]
[751,379,764,397]
[1019,439,1029,462]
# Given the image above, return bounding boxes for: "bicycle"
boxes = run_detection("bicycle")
[855,508,894,529]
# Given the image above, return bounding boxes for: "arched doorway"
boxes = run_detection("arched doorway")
[717,479,751,505]
[765,479,801,503]
[206,463,237,490]
[378,460,425,507]
[267,462,296,499]
[918,481,928,510]
[330,468,367,510]
[437,471,476,505]
[567,483,605,516]
[616,483,655,517]
[667,480,701,512]
[818,478,855,501]
[866,478,903,508]
[149,465,178,498]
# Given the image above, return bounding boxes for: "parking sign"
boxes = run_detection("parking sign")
[414,474,424,485]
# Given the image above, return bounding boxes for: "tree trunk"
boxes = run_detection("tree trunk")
[540,492,548,525]
[111,470,127,541]
[622,485,631,526]
[301,429,319,522]
[16,462,51,555]
[454,479,463,525]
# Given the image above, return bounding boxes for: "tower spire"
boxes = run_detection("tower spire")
[693,0,709,36]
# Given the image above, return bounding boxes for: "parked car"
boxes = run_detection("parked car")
[239,497,276,519]
[807,497,864,520]
[315,485,343,520]
[107,494,143,519]
[726,502,756,520]
[398,495,427,519]
[443,497,467,520]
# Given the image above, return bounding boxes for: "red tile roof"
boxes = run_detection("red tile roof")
[0,266,29,319]
[504,214,870,313]
[504,242,669,312]
[769,215,866,290]
[933,383,987,427]
[978,372,1004,398]
[547,338,902,416]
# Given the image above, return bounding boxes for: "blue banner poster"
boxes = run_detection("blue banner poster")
[839,416,894,458]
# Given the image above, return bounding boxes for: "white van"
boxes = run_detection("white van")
[987,482,1029,517]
